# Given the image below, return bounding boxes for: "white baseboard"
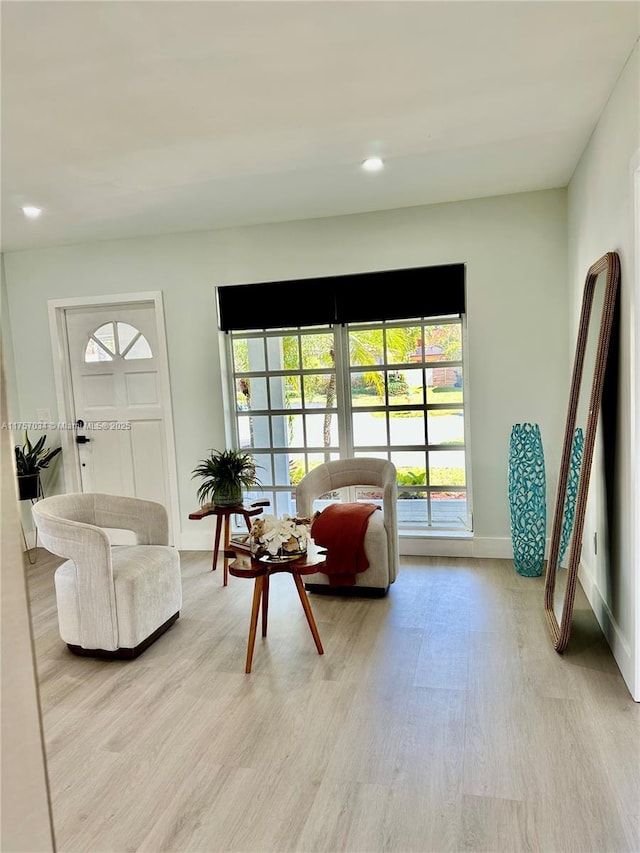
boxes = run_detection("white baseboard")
[400,535,514,559]
[579,566,637,701]
[470,537,515,559]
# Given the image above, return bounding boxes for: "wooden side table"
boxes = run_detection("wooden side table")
[225,542,326,673]
[188,500,269,585]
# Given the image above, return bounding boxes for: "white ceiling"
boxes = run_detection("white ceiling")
[1,1,638,253]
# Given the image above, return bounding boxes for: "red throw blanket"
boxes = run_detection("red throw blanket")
[311,502,381,587]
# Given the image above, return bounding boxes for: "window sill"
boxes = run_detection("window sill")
[399,529,473,539]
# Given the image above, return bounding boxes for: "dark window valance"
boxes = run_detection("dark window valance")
[217,263,465,332]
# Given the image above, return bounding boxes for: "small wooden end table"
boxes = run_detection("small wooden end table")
[188,500,270,586]
[225,542,326,673]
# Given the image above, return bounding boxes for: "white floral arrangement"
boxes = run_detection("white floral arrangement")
[249,513,310,560]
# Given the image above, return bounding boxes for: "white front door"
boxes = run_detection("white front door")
[64,302,171,510]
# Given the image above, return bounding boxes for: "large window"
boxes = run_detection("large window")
[224,315,470,533]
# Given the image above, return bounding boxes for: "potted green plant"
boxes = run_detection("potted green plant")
[14,431,62,501]
[191,448,262,508]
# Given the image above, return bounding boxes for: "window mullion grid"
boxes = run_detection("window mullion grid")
[224,332,240,449]
[382,325,390,408]
[299,364,309,463]
[461,313,473,531]
[381,327,393,462]
[334,325,352,458]
[88,335,115,359]
[227,316,469,533]
[120,332,142,360]
[297,335,308,473]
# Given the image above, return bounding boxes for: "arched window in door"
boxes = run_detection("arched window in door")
[84,322,153,362]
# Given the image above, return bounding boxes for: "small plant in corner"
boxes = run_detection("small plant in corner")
[191,448,262,508]
[15,431,62,475]
[15,431,62,500]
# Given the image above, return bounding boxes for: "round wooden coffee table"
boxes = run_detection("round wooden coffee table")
[226,543,326,673]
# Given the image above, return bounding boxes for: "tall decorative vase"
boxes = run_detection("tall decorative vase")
[508,423,546,577]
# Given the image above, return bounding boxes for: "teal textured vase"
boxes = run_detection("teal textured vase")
[508,423,546,577]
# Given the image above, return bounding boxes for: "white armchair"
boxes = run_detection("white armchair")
[32,493,182,658]
[295,458,399,596]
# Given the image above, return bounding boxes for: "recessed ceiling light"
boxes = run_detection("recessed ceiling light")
[361,157,384,172]
[22,205,43,219]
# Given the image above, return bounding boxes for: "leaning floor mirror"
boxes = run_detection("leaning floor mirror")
[544,251,621,652]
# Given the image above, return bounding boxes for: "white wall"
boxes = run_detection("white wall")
[0,360,55,853]
[1,254,19,423]
[567,42,639,699]
[2,189,568,557]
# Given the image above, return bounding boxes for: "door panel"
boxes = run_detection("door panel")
[82,373,116,409]
[130,420,166,502]
[64,303,170,512]
[125,372,159,406]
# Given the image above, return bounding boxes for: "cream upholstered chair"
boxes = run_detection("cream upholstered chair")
[32,493,182,658]
[295,458,399,596]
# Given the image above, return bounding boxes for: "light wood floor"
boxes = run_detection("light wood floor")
[26,549,640,853]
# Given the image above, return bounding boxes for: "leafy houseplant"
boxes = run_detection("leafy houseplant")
[15,431,62,500]
[192,448,261,508]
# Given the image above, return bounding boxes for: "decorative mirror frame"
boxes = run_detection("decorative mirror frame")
[544,251,621,651]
